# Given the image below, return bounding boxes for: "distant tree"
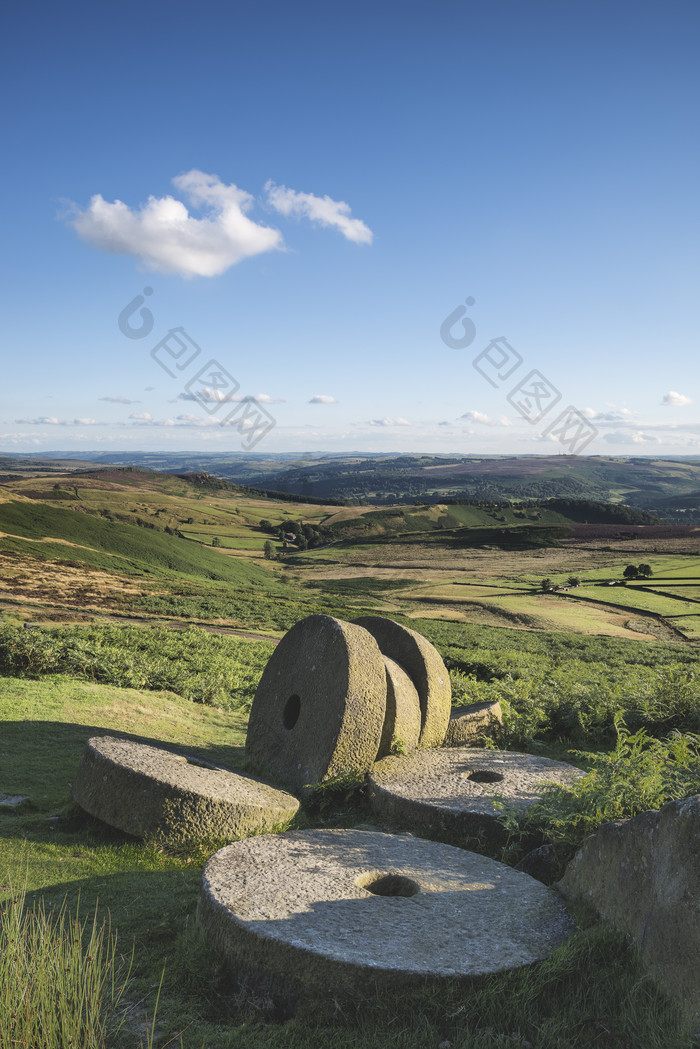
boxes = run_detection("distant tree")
[623,564,639,579]
[567,575,581,587]
[211,536,221,547]
[296,536,309,551]
[259,519,272,532]
[263,540,275,560]
[540,578,552,592]
[638,563,653,578]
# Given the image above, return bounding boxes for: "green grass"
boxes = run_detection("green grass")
[0,501,277,585]
[1,673,695,1049]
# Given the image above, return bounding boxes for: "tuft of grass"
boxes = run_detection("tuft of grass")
[0,883,131,1049]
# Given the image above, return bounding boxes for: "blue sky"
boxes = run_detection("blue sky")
[2,0,699,457]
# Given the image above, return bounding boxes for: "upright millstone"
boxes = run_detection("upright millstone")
[353,616,451,749]
[245,615,387,794]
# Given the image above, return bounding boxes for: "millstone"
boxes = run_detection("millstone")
[353,616,451,748]
[369,748,583,842]
[198,828,574,1001]
[72,736,300,845]
[376,656,422,759]
[245,615,387,794]
[443,700,503,747]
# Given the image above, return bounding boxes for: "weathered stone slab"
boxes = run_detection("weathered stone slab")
[369,748,583,842]
[353,616,451,748]
[444,701,503,747]
[558,794,700,1031]
[376,656,422,759]
[72,736,299,846]
[245,615,386,794]
[198,828,573,1001]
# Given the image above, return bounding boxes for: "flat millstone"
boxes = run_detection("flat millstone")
[72,736,299,845]
[198,829,574,1000]
[369,748,583,841]
[353,616,451,748]
[444,701,503,747]
[245,615,386,794]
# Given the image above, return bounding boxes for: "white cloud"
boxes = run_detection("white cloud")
[662,391,692,407]
[178,390,284,405]
[458,410,511,426]
[266,181,373,244]
[369,417,410,427]
[129,411,153,421]
[309,394,338,404]
[71,170,283,278]
[15,416,102,426]
[603,430,658,444]
[100,396,140,404]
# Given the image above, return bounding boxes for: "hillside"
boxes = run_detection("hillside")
[13,452,700,512]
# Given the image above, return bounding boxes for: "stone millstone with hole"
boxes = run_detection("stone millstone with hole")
[72,736,300,846]
[369,748,583,844]
[245,615,387,795]
[443,700,503,747]
[352,616,451,748]
[198,828,574,1003]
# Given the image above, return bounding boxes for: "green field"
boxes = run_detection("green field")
[1,463,700,1047]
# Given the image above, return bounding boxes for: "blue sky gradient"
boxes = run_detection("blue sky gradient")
[2,0,698,455]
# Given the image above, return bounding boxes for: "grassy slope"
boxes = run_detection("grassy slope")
[0,500,273,585]
[0,671,693,1049]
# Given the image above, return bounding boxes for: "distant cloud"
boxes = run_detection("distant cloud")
[266,181,373,244]
[369,417,410,427]
[178,390,284,405]
[662,391,692,407]
[309,394,338,404]
[603,430,657,444]
[100,396,140,404]
[458,410,511,427]
[129,411,153,421]
[71,170,283,278]
[15,416,102,426]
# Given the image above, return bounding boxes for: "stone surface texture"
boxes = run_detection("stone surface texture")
[352,616,451,748]
[444,701,503,747]
[72,736,299,845]
[369,748,583,842]
[198,828,573,1000]
[245,615,386,793]
[376,656,422,759]
[558,794,700,1031]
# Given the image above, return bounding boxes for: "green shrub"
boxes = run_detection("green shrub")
[497,723,700,869]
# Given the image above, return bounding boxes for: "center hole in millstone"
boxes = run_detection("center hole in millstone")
[467,770,504,784]
[283,694,301,730]
[359,873,420,898]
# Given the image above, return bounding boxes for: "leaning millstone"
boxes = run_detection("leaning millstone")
[353,616,451,749]
[443,700,503,747]
[558,794,700,1032]
[198,828,573,1002]
[369,748,583,843]
[72,736,299,846]
[376,656,422,759]
[245,615,386,794]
